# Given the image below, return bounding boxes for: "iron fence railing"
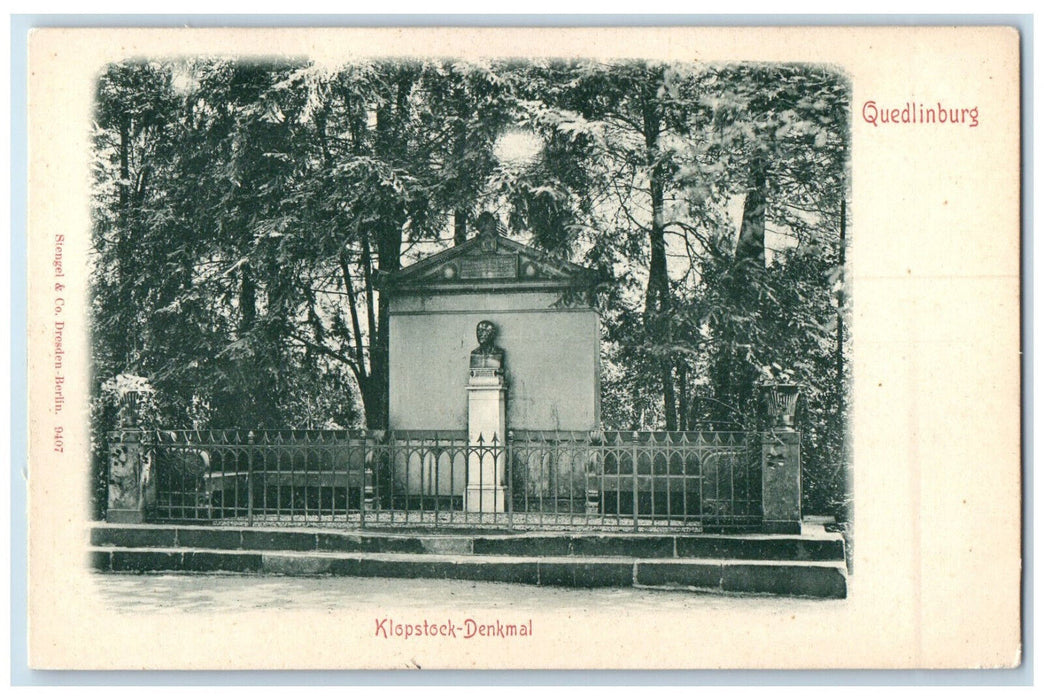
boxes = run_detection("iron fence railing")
[146,428,762,531]
[151,429,373,523]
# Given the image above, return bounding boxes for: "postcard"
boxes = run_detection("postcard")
[25,25,1021,670]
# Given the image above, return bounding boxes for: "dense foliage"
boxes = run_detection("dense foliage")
[90,59,851,520]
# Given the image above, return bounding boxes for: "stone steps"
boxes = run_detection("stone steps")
[88,523,848,599]
[90,524,846,560]
[89,546,847,598]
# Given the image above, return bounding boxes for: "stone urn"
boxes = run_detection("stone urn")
[118,390,140,428]
[761,383,800,430]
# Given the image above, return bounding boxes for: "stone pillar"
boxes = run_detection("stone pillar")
[465,368,507,513]
[761,429,801,534]
[760,383,802,534]
[106,391,153,523]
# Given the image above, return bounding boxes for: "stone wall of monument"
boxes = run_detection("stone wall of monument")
[388,290,600,432]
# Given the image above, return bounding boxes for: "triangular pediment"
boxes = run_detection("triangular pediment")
[383,232,595,292]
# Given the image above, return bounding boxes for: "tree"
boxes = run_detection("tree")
[667,63,848,425]
[268,59,515,428]
[89,57,851,520]
[507,60,724,430]
[691,63,850,514]
[91,60,365,435]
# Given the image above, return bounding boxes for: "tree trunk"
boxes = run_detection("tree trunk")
[719,153,770,425]
[453,209,468,246]
[363,71,414,430]
[736,154,767,267]
[239,263,256,332]
[338,250,368,374]
[453,119,469,246]
[677,363,689,431]
[118,121,130,208]
[359,376,386,431]
[115,120,132,369]
[641,81,677,431]
[363,222,404,430]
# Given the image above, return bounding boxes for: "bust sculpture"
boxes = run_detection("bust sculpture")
[470,320,505,372]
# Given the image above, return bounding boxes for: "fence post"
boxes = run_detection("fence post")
[106,390,152,523]
[362,431,379,528]
[506,430,514,527]
[247,431,255,526]
[760,384,802,534]
[631,431,639,532]
[585,430,602,517]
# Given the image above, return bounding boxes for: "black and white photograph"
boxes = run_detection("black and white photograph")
[24,25,1021,671]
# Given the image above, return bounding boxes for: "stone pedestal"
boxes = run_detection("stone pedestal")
[106,428,153,523]
[761,429,802,534]
[465,369,507,512]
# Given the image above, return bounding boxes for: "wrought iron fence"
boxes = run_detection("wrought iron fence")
[151,429,374,523]
[146,428,761,531]
[509,430,761,531]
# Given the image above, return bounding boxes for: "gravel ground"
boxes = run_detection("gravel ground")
[91,572,844,614]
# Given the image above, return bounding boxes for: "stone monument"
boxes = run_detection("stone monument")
[378,214,601,510]
[465,320,507,512]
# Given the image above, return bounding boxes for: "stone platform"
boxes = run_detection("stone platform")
[88,522,848,599]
